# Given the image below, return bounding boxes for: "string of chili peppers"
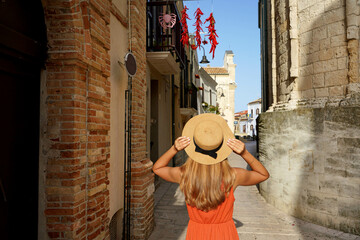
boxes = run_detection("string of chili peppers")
[204,13,218,59]
[180,6,190,46]
[193,8,203,49]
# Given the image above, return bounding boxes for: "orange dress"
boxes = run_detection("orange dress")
[185,187,239,240]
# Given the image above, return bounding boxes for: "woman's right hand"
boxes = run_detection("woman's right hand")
[174,136,191,152]
[227,138,246,155]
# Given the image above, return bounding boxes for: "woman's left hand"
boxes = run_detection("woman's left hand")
[174,136,191,152]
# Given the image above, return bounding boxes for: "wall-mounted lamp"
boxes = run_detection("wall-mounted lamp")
[199,45,210,64]
[217,87,225,98]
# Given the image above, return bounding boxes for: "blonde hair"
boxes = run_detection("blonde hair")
[180,158,236,212]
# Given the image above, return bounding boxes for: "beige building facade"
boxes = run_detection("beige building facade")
[259,0,360,235]
[204,51,237,133]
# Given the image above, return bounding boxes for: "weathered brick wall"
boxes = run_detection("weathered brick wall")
[41,0,111,238]
[129,0,155,239]
[41,0,154,239]
[259,107,360,234]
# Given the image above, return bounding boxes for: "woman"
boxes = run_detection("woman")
[153,113,269,239]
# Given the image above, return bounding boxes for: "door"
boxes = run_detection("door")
[0,1,47,239]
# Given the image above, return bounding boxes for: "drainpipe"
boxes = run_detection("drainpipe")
[171,74,175,167]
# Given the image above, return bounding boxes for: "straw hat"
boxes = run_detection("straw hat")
[182,113,234,165]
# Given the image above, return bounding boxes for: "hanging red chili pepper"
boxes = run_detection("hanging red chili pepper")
[180,6,191,46]
[204,13,218,59]
[193,8,204,49]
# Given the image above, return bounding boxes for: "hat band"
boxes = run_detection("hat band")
[194,138,223,159]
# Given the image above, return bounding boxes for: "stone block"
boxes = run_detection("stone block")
[313,26,327,41]
[289,149,314,172]
[338,177,360,198]
[330,35,347,47]
[315,88,329,97]
[337,57,347,70]
[319,38,331,50]
[313,61,326,74]
[319,48,334,61]
[329,85,345,96]
[324,69,347,87]
[324,107,360,127]
[334,46,347,58]
[323,7,345,25]
[338,197,360,219]
[301,89,315,99]
[313,73,325,88]
[306,190,338,215]
[300,30,313,46]
[300,65,314,77]
[328,21,346,37]
[324,0,345,12]
[309,2,325,19]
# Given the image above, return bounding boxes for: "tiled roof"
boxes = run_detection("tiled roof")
[234,110,248,117]
[203,67,229,75]
[248,98,261,105]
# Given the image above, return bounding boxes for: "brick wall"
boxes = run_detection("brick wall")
[41,0,154,239]
[42,0,111,238]
[128,1,155,239]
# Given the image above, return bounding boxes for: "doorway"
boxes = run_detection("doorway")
[0,1,47,239]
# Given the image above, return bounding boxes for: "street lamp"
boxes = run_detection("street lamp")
[199,45,210,64]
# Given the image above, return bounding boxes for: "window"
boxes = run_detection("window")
[202,83,204,103]
[251,109,253,118]
[250,125,253,130]
[243,125,246,133]
[256,108,259,115]
[210,89,212,105]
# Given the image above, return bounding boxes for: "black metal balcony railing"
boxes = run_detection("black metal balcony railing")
[146,1,186,68]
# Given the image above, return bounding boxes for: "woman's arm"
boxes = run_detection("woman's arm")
[152,136,190,183]
[227,138,270,186]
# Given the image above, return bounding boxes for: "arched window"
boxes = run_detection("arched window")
[256,108,259,115]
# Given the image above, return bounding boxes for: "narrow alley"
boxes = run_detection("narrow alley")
[149,141,360,240]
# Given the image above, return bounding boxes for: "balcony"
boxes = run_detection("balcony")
[146,1,186,74]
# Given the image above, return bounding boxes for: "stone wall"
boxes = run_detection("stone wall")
[268,0,360,110]
[259,0,360,235]
[259,106,360,234]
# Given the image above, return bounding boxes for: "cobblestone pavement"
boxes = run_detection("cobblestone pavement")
[149,141,360,240]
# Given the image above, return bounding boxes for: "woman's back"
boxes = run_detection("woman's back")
[152,114,269,239]
[186,187,239,240]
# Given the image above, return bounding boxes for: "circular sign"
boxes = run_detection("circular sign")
[124,52,137,77]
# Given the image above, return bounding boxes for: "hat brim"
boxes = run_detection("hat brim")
[182,113,234,165]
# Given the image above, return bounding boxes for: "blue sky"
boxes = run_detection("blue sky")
[184,0,261,112]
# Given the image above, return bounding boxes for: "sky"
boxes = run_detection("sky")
[184,0,261,112]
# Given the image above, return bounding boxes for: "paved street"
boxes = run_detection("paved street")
[149,141,360,240]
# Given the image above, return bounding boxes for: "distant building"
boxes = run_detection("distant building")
[198,68,217,114]
[203,51,237,132]
[234,110,248,136]
[247,98,261,137]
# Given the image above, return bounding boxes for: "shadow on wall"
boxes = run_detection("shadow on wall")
[259,0,360,236]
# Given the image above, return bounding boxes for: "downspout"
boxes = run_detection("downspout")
[171,74,175,167]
